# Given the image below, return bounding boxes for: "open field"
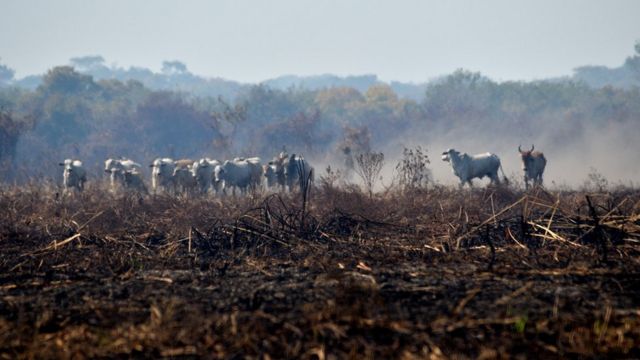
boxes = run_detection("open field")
[1,184,639,358]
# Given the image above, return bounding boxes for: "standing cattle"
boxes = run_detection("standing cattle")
[518,145,547,189]
[122,170,148,194]
[104,158,143,191]
[263,163,278,189]
[216,157,262,195]
[150,158,175,194]
[172,159,197,195]
[105,158,141,174]
[265,151,289,191]
[245,157,263,189]
[59,159,87,192]
[284,154,314,192]
[107,169,147,194]
[191,158,220,194]
[441,149,505,188]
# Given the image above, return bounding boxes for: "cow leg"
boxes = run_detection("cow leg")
[490,173,500,185]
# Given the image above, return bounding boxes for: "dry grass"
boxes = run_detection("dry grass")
[1,183,640,358]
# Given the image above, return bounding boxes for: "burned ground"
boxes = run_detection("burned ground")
[1,184,639,358]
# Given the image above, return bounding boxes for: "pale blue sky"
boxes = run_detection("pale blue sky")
[2,0,639,83]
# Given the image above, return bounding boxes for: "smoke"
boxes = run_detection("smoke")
[373,119,640,189]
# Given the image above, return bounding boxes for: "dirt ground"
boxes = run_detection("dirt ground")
[1,184,639,359]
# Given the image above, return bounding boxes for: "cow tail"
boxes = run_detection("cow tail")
[499,164,509,185]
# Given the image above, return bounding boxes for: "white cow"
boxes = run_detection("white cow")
[518,145,547,189]
[59,159,87,192]
[216,158,261,195]
[105,158,141,174]
[212,163,224,193]
[191,158,220,194]
[245,157,263,188]
[123,170,148,194]
[441,149,505,188]
[265,151,289,191]
[172,159,196,195]
[105,158,142,191]
[150,158,175,194]
[107,169,147,194]
[284,154,314,192]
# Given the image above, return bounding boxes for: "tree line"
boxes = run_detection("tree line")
[0,49,639,183]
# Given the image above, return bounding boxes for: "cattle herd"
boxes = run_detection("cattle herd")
[59,151,315,195]
[59,146,546,194]
[441,145,547,188]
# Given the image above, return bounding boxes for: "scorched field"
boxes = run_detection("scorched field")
[1,184,639,359]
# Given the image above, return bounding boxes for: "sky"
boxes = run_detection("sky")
[1,0,640,83]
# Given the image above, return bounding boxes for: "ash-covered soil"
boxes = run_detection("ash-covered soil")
[1,185,639,358]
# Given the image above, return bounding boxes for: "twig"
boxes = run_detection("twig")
[455,196,526,244]
[495,282,534,305]
[453,287,482,315]
[44,233,82,251]
[77,210,105,232]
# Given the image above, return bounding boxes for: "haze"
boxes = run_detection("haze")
[2,0,640,83]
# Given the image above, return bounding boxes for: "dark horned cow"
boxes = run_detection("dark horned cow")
[442,149,506,188]
[518,145,547,189]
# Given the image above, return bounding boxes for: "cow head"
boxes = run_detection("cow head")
[60,159,74,173]
[441,149,460,162]
[263,164,277,187]
[105,159,116,172]
[215,161,230,181]
[518,145,535,171]
[191,159,209,176]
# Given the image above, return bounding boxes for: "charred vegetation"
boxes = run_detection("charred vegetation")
[1,184,639,358]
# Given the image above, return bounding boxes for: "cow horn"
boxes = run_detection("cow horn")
[518,145,522,153]
[530,144,535,152]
